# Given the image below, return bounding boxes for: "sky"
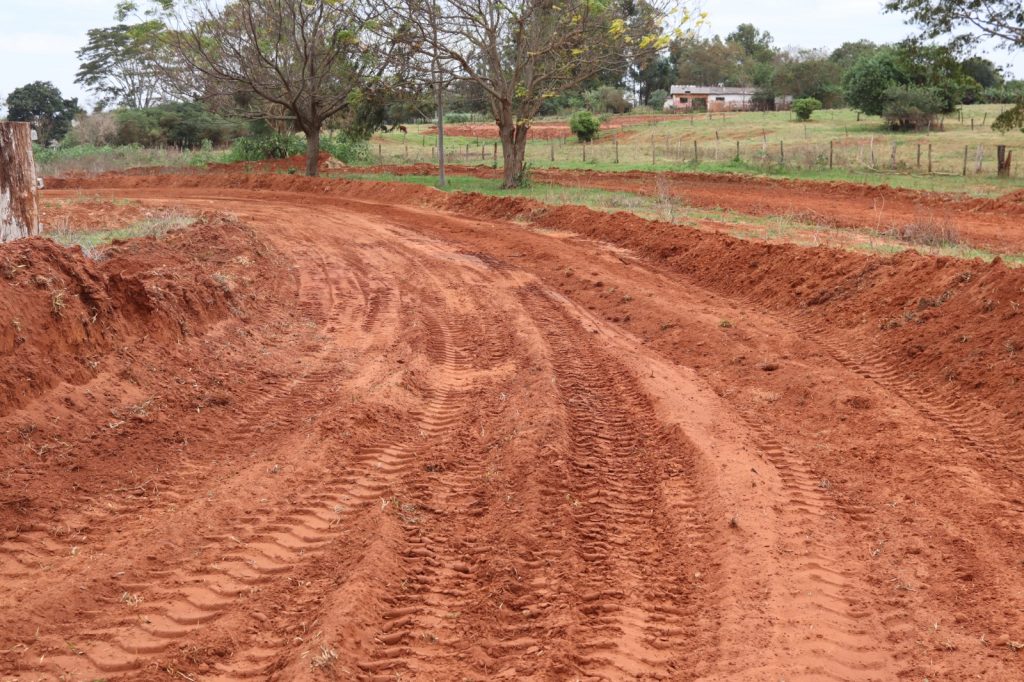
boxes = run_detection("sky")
[1,0,1023,112]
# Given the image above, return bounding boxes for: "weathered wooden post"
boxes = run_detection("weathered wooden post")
[0,122,40,242]
[997,145,1011,177]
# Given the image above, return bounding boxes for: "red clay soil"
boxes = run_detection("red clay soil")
[2,171,1023,681]
[343,162,1024,253]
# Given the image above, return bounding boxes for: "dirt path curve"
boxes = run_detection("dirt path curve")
[1,185,1021,680]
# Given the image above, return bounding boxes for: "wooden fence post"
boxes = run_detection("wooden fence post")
[779,140,784,164]
[997,145,1011,177]
[736,140,740,162]
[614,135,619,164]
[927,144,932,174]
[829,140,834,169]
[962,145,968,176]
[0,122,40,242]
[693,139,698,163]
[916,143,921,169]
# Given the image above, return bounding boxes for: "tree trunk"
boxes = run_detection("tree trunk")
[0,122,39,242]
[498,116,530,189]
[306,126,321,177]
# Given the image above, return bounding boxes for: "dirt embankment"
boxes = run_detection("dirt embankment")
[337,163,1024,252]
[0,215,288,419]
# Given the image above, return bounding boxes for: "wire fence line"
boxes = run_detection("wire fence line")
[377,132,1022,179]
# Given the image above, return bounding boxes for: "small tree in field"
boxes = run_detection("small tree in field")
[403,0,696,187]
[570,111,601,142]
[149,0,410,176]
[791,97,822,121]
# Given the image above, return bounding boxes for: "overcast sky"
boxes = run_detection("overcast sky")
[2,0,1023,111]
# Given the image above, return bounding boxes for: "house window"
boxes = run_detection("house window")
[680,97,689,103]
[715,97,725,101]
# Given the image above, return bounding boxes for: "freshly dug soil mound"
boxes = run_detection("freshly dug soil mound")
[0,215,287,417]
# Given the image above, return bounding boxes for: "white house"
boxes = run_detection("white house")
[664,85,792,112]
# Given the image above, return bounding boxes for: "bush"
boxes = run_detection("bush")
[443,112,472,124]
[649,89,669,110]
[882,86,942,130]
[569,111,601,142]
[792,97,823,121]
[583,86,632,114]
[67,112,118,146]
[752,88,777,111]
[114,103,247,148]
[321,134,371,164]
[228,133,305,161]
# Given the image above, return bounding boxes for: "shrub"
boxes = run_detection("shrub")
[569,111,601,142]
[792,97,823,121]
[228,133,305,161]
[649,89,669,110]
[321,134,371,164]
[67,112,118,146]
[443,112,472,124]
[881,86,942,130]
[114,103,247,148]
[752,88,777,111]
[583,86,632,114]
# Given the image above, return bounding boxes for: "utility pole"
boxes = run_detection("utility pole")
[0,122,40,242]
[427,1,446,188]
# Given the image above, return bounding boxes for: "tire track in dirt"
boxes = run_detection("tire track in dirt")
[2,231,413,678]
[733,412,892,680]
[515,286,714,679]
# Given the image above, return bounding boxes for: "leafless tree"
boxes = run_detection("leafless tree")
[154,0,411,176]
[400,0,692,187]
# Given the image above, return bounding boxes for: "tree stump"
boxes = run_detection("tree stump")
[1,122,40,242]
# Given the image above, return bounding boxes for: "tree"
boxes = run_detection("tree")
[406,0,689,188]
[76,21,167,109]
[569,111,601,141]
[842,48,908,116]
[671,36,747,86]
[4,82,80,144]
[881,85,942,130]
[885,1,1024,132]
[772,49,843,106]
[829,40,879,71]
[791,97,822,121]
[961,56,1004,88]
[884,0,1024,50]
[152,0,410,176]
[727,23,776,62]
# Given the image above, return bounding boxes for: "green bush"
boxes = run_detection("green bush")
[228,133,305,161]
[792,97,823,121]
[113,103,247,148]
[569,111,601,142]
[881,86,942,130]
[443,112,472,124]
[321,134,371,164]
[649,89,670,110]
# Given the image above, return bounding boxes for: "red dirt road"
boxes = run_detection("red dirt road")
[2,174,1023,680]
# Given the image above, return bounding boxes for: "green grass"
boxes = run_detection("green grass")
[342,171,1024,265]
[368,105,1024,196]
[48,215,197,256]
[36,143,230,177]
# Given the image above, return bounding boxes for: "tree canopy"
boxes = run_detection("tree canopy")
[4,82,81,144]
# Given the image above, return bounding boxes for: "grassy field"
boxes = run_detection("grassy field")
[342,171,1024,265]
[370,104,1024,196]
